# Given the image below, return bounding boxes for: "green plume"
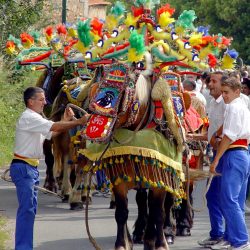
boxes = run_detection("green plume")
[110,1,126,17]
[129,30,145,55]
[176,10,197,30]
[7,35,21,48]
[77,19,92,47]
[30,30,41,43]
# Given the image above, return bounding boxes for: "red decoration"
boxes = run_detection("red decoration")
[85,114,111,139]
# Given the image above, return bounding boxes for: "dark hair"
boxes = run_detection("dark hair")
[242,78,250,89]
[221,77,241,91]
[23,87,44,107]
[182,79,196,90]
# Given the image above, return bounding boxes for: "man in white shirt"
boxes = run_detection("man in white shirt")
[10,87,90,250]
[197,71,228,249]
[210,77,250,250]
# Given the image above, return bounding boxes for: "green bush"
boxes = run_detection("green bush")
[0,215,10,250]
[0,67,41,167]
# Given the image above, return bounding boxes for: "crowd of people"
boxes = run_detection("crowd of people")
[181,69,250,250]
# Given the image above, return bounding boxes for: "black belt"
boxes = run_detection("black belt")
[11,159,27,164]
[226,147,248,152]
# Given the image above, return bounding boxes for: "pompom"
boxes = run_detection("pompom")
[6,41,16,55]
[157,4,175,16]
[57,24,67,35]
[189,33,203,46]
[199,46,212,60]
[221,54,234,70]
[176,10,197,30]
[129,30,145,55]
[208,54,217,68]
[20,33,34,48]
[131,6,144,17]
[110,1,125,17]
[226,49,238,59]
[124,13,139,27]
[77,19,92,47]
[105,15,118,32]
[197,26,210,36]
[30,30,41,43]
[91,17,103,37]
[158,12,175,27]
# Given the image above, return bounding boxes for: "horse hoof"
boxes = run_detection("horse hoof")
[176,228,191,237]
[61,194,69,203]
[82,196,92,205]
[109,200,116,209]
[143,240,155,250]
[70,202,83,210]
[156,247,169,250]
[165,235,174,245]
[132,234,143,244]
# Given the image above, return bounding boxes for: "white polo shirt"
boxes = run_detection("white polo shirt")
[14,108,54,159]
[208,95,226,143]
[223,97,250,142]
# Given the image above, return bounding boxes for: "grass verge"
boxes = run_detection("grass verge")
[0,66,42,167]
[0,215,10,250]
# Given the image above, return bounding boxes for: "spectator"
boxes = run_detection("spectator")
[210,77,250,250]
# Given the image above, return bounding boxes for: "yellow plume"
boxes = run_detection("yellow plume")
[221,54,235,70]
[159,12,175,28]
[189,33,203,46]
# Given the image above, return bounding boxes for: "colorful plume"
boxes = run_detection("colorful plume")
[20,33,34,48]
[57,24,67,36]
[77,19,92,47]
[6,41,16,55]
[157,4,175,16]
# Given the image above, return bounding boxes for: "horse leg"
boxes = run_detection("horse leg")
[133,188,148,244]
[69,163,84,210]
[43,139,57,192]
[60,154,73,202]
[81,172,92,204]
[163,192,176,245]
[113,183,132,250]
[144,189,168,250]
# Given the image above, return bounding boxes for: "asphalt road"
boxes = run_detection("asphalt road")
[1,161,250,250]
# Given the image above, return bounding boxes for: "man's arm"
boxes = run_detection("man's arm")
[50,114,90,133]
[210,135,232,173]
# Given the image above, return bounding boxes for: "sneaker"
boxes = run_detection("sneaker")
[245,204,250,214]
[229,243,250,250]
[198,237,223,247]
[210,240,231,249]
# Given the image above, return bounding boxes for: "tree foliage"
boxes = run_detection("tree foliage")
[108,0,250,64]
[0,0,46,52]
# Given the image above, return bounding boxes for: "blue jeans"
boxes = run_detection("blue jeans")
[220,149,250,247]
[10,161,39,250]
[206,155,225,239]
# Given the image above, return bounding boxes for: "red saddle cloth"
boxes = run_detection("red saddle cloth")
[184,105,203,132]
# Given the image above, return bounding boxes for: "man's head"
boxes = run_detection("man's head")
[221,77,241,104]
[182,79,196,91]
[24,87,46,114]
[208,71,227,99]
[242,78,250,96]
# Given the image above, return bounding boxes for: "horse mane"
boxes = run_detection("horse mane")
[49,89,67,122]
[36,70,47,88]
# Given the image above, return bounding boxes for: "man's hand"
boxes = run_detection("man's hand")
[78,113,91,125]
[210,159,219,174]
[63,107,75,121]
